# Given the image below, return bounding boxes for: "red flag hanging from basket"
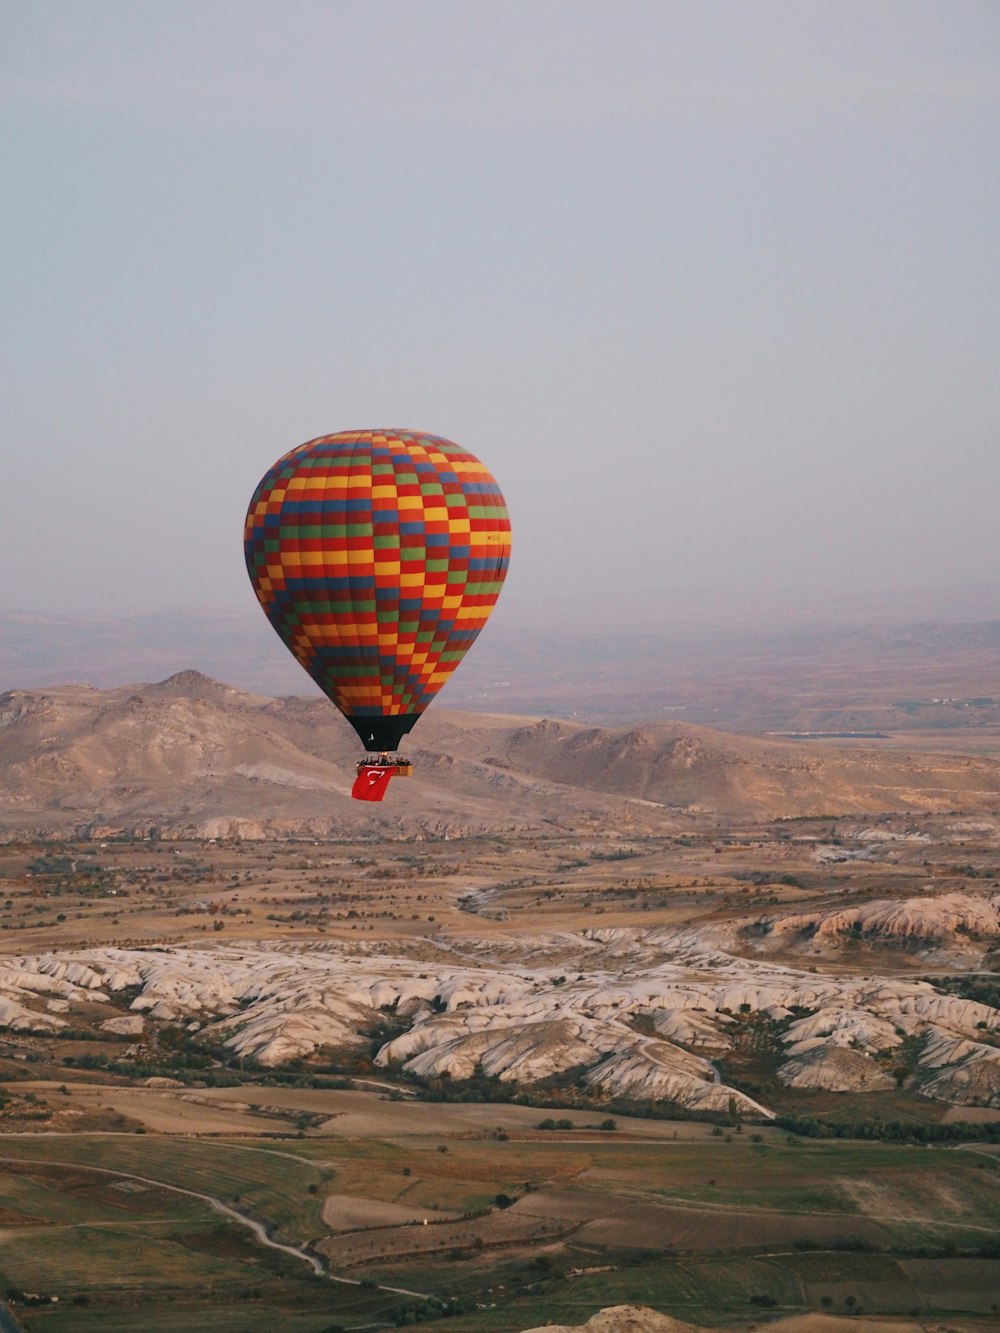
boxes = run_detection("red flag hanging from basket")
[351,765,394,802]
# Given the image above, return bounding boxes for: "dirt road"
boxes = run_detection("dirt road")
[0,1154,429,1300]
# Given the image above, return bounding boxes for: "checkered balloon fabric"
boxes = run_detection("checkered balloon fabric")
[244,430,511,750]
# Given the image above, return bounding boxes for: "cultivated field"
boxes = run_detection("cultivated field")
[0,1103,997,1330]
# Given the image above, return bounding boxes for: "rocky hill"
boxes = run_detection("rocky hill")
[3,673,1000,839]
[3,921,999,1111]
[522,1309,931,1333]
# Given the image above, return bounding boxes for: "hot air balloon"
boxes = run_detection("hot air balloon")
[244,430,511,800]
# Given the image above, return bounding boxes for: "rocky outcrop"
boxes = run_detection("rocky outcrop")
[522,1307,702,1333]
[767,891,1000,947]
[3,926,999,1110]
[521,1308,927,1333]
[583,1045,769,1117]
[779,1046,895,1092]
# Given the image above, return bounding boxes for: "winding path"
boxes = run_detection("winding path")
[0,1154,430,1300]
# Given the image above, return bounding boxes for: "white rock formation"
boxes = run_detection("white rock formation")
[523,1305,700,1333]
[779,1046,895,1092]
[0,993,65,1031]
[2,924,998,1109]
[584,1044,769,1117]
[100,1014,145,1036]
[732,890,1000,956]
[781,1007,902,1057]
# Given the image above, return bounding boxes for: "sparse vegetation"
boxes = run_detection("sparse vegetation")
[3,763,1000,1329]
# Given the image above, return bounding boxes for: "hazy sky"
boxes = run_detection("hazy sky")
[4,1,999,621]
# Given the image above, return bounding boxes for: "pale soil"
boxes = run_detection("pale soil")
[521,1309,930,1333]
[322,1193,451,1230]
[12,1083,736,1141]
[522,1308,699,1333]
[941,1105,1000,1123]
[208,1087,565,1137]
[317,1201,564,1268]
[53,1087,292,1135]
[522,1308,986,1333]
[159,1087,724,1141]
[839,1175,980,1227]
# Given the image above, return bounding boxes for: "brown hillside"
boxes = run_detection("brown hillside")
[496,717,1000,814]
[1,673,999,840]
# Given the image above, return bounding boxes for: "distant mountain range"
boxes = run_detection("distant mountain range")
[5,597,1000,736]
[2,672,999,840]
[0,607,306,698]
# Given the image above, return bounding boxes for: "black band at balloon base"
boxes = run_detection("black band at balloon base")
[346,713,421,753]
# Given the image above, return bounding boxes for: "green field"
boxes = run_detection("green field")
[397,1252,1000,1333]
[0,1137,331,1239]
[0,1158,395,1333]
[17,1287,399,1333]
[282,1131,1000,1244]
[1,1124,999,1331]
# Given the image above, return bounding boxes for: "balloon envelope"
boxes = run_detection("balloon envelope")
[244,430,511,751]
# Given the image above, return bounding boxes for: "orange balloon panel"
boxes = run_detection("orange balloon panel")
[244,430,511,752]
